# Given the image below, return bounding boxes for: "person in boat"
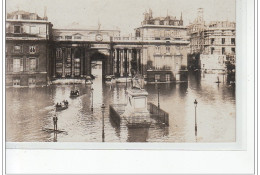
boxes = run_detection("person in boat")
[56,103,59,107]
[64,100,68,106]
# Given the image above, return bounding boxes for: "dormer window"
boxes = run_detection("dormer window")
[14,25,21,34]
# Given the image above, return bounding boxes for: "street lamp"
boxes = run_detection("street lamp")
[194,99,198,137]
[125,74,127,91]
[101,103,105,142]
[158,86,160,110]
[91,87,94,111]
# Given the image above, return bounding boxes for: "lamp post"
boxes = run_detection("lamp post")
[101,103,105,142]
[125,74,127,91]
[91,87,94,111]
[194,99,198,137]
[158,87,160,110]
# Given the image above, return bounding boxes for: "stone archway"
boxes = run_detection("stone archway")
[90,51,108,79]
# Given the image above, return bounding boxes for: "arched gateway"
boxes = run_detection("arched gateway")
[51,41,143,82]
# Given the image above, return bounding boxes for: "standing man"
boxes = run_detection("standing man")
[53,115,58,131]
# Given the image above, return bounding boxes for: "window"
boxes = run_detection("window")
[13,78,20,86]
[166,46,170,53]
[65,36,72,40]
[13,58,21,72]
[56,48,62,59]
[13,45,22,53]
[29,46,36,54]
[29,58,36,71]
[166,74,171,82]
[222,38,225,44]
[14,26,21,33]
[155,37,160,40]
[231,38,235,45]
[55,36,62,40]
[231,48,235,54]
[155,74,160,82]
[211,38,214,45]
[165,30,170,37]
[211,47,215,54]
[28,77,36,86]
[155,46,161,54]
[222,47,225,55]
[7,59,13,72]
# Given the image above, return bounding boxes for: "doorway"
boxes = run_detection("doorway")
[91,61,103,80]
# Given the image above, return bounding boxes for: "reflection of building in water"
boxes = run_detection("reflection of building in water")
[127,128,149,142]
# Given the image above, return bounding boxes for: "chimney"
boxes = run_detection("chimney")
[44,6,48,20]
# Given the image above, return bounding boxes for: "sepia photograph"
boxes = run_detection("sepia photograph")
[5,0,236,143]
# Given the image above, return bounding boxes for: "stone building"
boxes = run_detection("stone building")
[51,26,120,79]
[135,9,189,82]
[187,8,236,71]
[5,9,190,86]
[6,10,53,86]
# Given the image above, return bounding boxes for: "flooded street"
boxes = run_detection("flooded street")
[6,72,236,142]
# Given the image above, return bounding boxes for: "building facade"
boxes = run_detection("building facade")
[135,9,189,82]
[6,10,53,86]
[187,8,236,71]
[5,9,190,86]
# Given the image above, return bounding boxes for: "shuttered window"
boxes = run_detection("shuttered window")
[29,58,36,71]
[13,58,20,72]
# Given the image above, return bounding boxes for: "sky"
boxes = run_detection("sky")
[6,0,236,35]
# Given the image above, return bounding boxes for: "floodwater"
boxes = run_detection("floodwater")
[6,71,236,142]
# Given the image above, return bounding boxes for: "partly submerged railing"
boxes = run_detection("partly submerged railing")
[148,102,169,126]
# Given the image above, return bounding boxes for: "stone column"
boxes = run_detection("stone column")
[109,48,114,75]
[85,48,91,77]
[53,47,56,78]
[62,48,65,78]
[140,49,143,75]
[116,49,120,77]
[136,49,139,74]
[71,48,75,77]
[126,49,129,76]
[80,48,84,77]
[114,49,117,75]
[120,49,124,77]
[124,48,127,76]
[129,49,132,76]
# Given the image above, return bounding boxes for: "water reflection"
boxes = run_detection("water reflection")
[127,128,149,142]
[6,72,236,142]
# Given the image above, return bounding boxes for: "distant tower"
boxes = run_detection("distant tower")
[148,8,153,19]
[43,6,48,20]
[179,12,183,26]
[197,8,204,23]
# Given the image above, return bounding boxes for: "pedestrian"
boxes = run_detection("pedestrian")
[53,115,58,131]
